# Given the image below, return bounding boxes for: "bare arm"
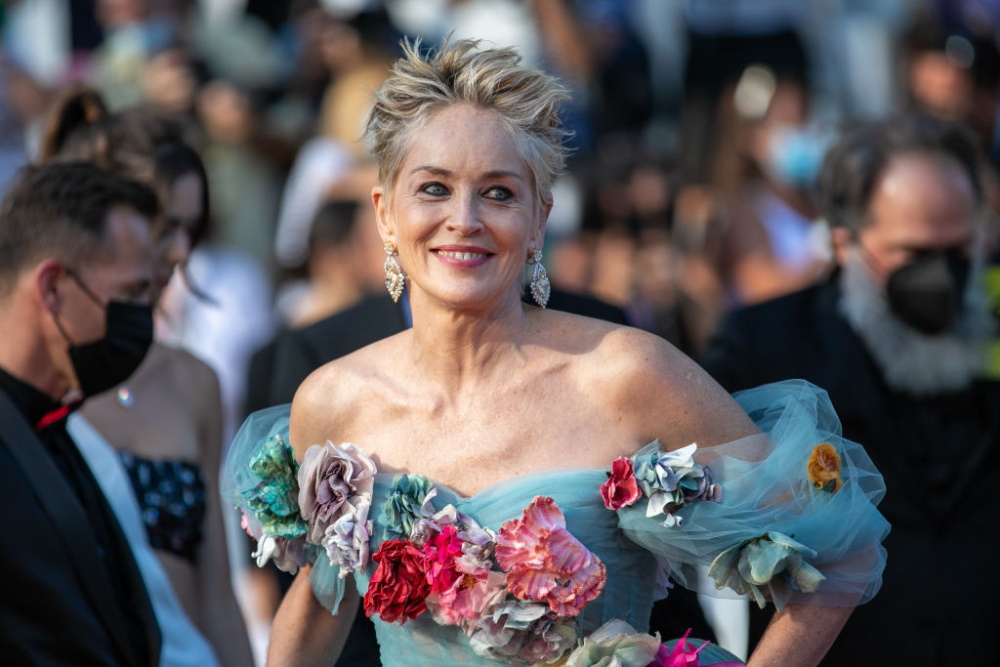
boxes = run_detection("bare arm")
[196,365,255,666]
[748,604,853,667]
[265,371,360,664]
[267,565,360,667]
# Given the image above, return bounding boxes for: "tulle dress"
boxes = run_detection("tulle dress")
[223,380,889,666]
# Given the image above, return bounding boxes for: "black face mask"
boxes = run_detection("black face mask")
[885,251,970,336]
[57,272,154,398]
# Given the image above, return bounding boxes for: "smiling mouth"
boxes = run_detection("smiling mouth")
[434,250,492,260]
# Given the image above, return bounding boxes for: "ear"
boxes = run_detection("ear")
[372,185,393,246]
[530,198,552,250]
[33,259,65,316]
[830,226,852,266]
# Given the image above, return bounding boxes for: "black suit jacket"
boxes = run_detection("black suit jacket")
[701,278,1000,666]
[0,389,161,666]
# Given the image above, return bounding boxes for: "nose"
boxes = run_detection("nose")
[445,193,484,235]
[161,229,192,271]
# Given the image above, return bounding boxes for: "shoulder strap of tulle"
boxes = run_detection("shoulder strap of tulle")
[613,379,889,611]
[221,405,355,615]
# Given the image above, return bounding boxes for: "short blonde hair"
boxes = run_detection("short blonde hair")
[364,39,571,206]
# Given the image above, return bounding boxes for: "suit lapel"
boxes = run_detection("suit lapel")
[0,391,142,666]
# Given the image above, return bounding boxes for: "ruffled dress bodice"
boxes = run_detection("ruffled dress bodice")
[223,381,889,666]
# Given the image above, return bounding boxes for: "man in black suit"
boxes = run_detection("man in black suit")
[701,115,999,665]
[0,163,162,665]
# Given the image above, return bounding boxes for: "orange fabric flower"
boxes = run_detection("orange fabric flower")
[807,443,843,493]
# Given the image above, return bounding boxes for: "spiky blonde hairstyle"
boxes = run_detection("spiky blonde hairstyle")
[364,38,571,207]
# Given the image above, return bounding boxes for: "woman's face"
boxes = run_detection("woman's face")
[154,171,204,297]
[373,104,549,311]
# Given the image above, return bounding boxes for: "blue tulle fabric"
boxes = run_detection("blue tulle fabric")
[222,380,889,665]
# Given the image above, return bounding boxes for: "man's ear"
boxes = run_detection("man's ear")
[372,185,393,246]
[33,259,64,316]
[830,226,852,266]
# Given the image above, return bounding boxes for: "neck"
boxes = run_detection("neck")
[407,288,533,394]
[0,314,69,401]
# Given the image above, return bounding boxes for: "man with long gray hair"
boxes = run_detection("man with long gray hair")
[701,113,999,665]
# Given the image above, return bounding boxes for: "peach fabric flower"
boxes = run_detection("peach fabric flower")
[495,496,606,617]
[600,457,642,510]
[807,442,843,493]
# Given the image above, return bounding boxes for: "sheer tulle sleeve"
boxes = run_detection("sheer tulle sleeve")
[615,380,889,610]
[220,404,350,613]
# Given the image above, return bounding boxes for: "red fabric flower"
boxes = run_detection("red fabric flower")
[600,457,642,510]
[362,538,431,624]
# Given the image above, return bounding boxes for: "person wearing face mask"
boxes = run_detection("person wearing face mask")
[708,66,834,308]
[37,88,254,667]
[0,161,162,665]
[700,113,999,665]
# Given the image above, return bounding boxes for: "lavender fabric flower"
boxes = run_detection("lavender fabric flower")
[298,442,377,544]
[323,497,374,576]
[467,599,579,666]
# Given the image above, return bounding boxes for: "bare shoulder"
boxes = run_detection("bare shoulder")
[568,321,757,451]
[157,344,219,386]
[288,333,403,459]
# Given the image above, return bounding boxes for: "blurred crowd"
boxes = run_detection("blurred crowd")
[2,0,999,663]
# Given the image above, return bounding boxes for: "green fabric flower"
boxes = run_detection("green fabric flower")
[383,473,433,540]
[708,531,825,611]
[243,434,307,539]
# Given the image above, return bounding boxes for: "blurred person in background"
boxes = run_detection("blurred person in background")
[701,113,999,665]
[706,64,833,307]
[38,86,253,667]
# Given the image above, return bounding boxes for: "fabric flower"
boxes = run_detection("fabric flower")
[251,534,308,574]
[242,434,307,540]
[467,599,579,665]
[323,497,373,576]
[363,538,431,624]
[298,442,377,544]
[633,444,722,527]
[563,619,661,667]
[651,629,744,667]
[807,442,843,493]
[496,496,606,617]
[422,524,464,593]
[426,566,507,627]
[384,474,434,540]
[707,531,826,610]
[600,457,642,510]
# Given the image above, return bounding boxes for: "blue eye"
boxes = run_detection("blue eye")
[485,186,512,201]
[421,182,448,196]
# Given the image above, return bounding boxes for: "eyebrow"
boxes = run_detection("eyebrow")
[408,165,525,182]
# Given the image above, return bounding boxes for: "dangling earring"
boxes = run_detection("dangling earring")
[527,248,550,308]
[384,242,406,303]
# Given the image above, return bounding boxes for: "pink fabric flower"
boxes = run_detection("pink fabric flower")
[600,457,642,510]
[495,496,606,617]
[422,525,464,593]
[426,568,507,627]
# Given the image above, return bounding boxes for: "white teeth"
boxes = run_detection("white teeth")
[437,250,487,260]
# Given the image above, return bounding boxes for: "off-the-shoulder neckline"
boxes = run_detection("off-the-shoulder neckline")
[365,439,663,500]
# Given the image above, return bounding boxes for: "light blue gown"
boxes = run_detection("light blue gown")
[223,380,889,666]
